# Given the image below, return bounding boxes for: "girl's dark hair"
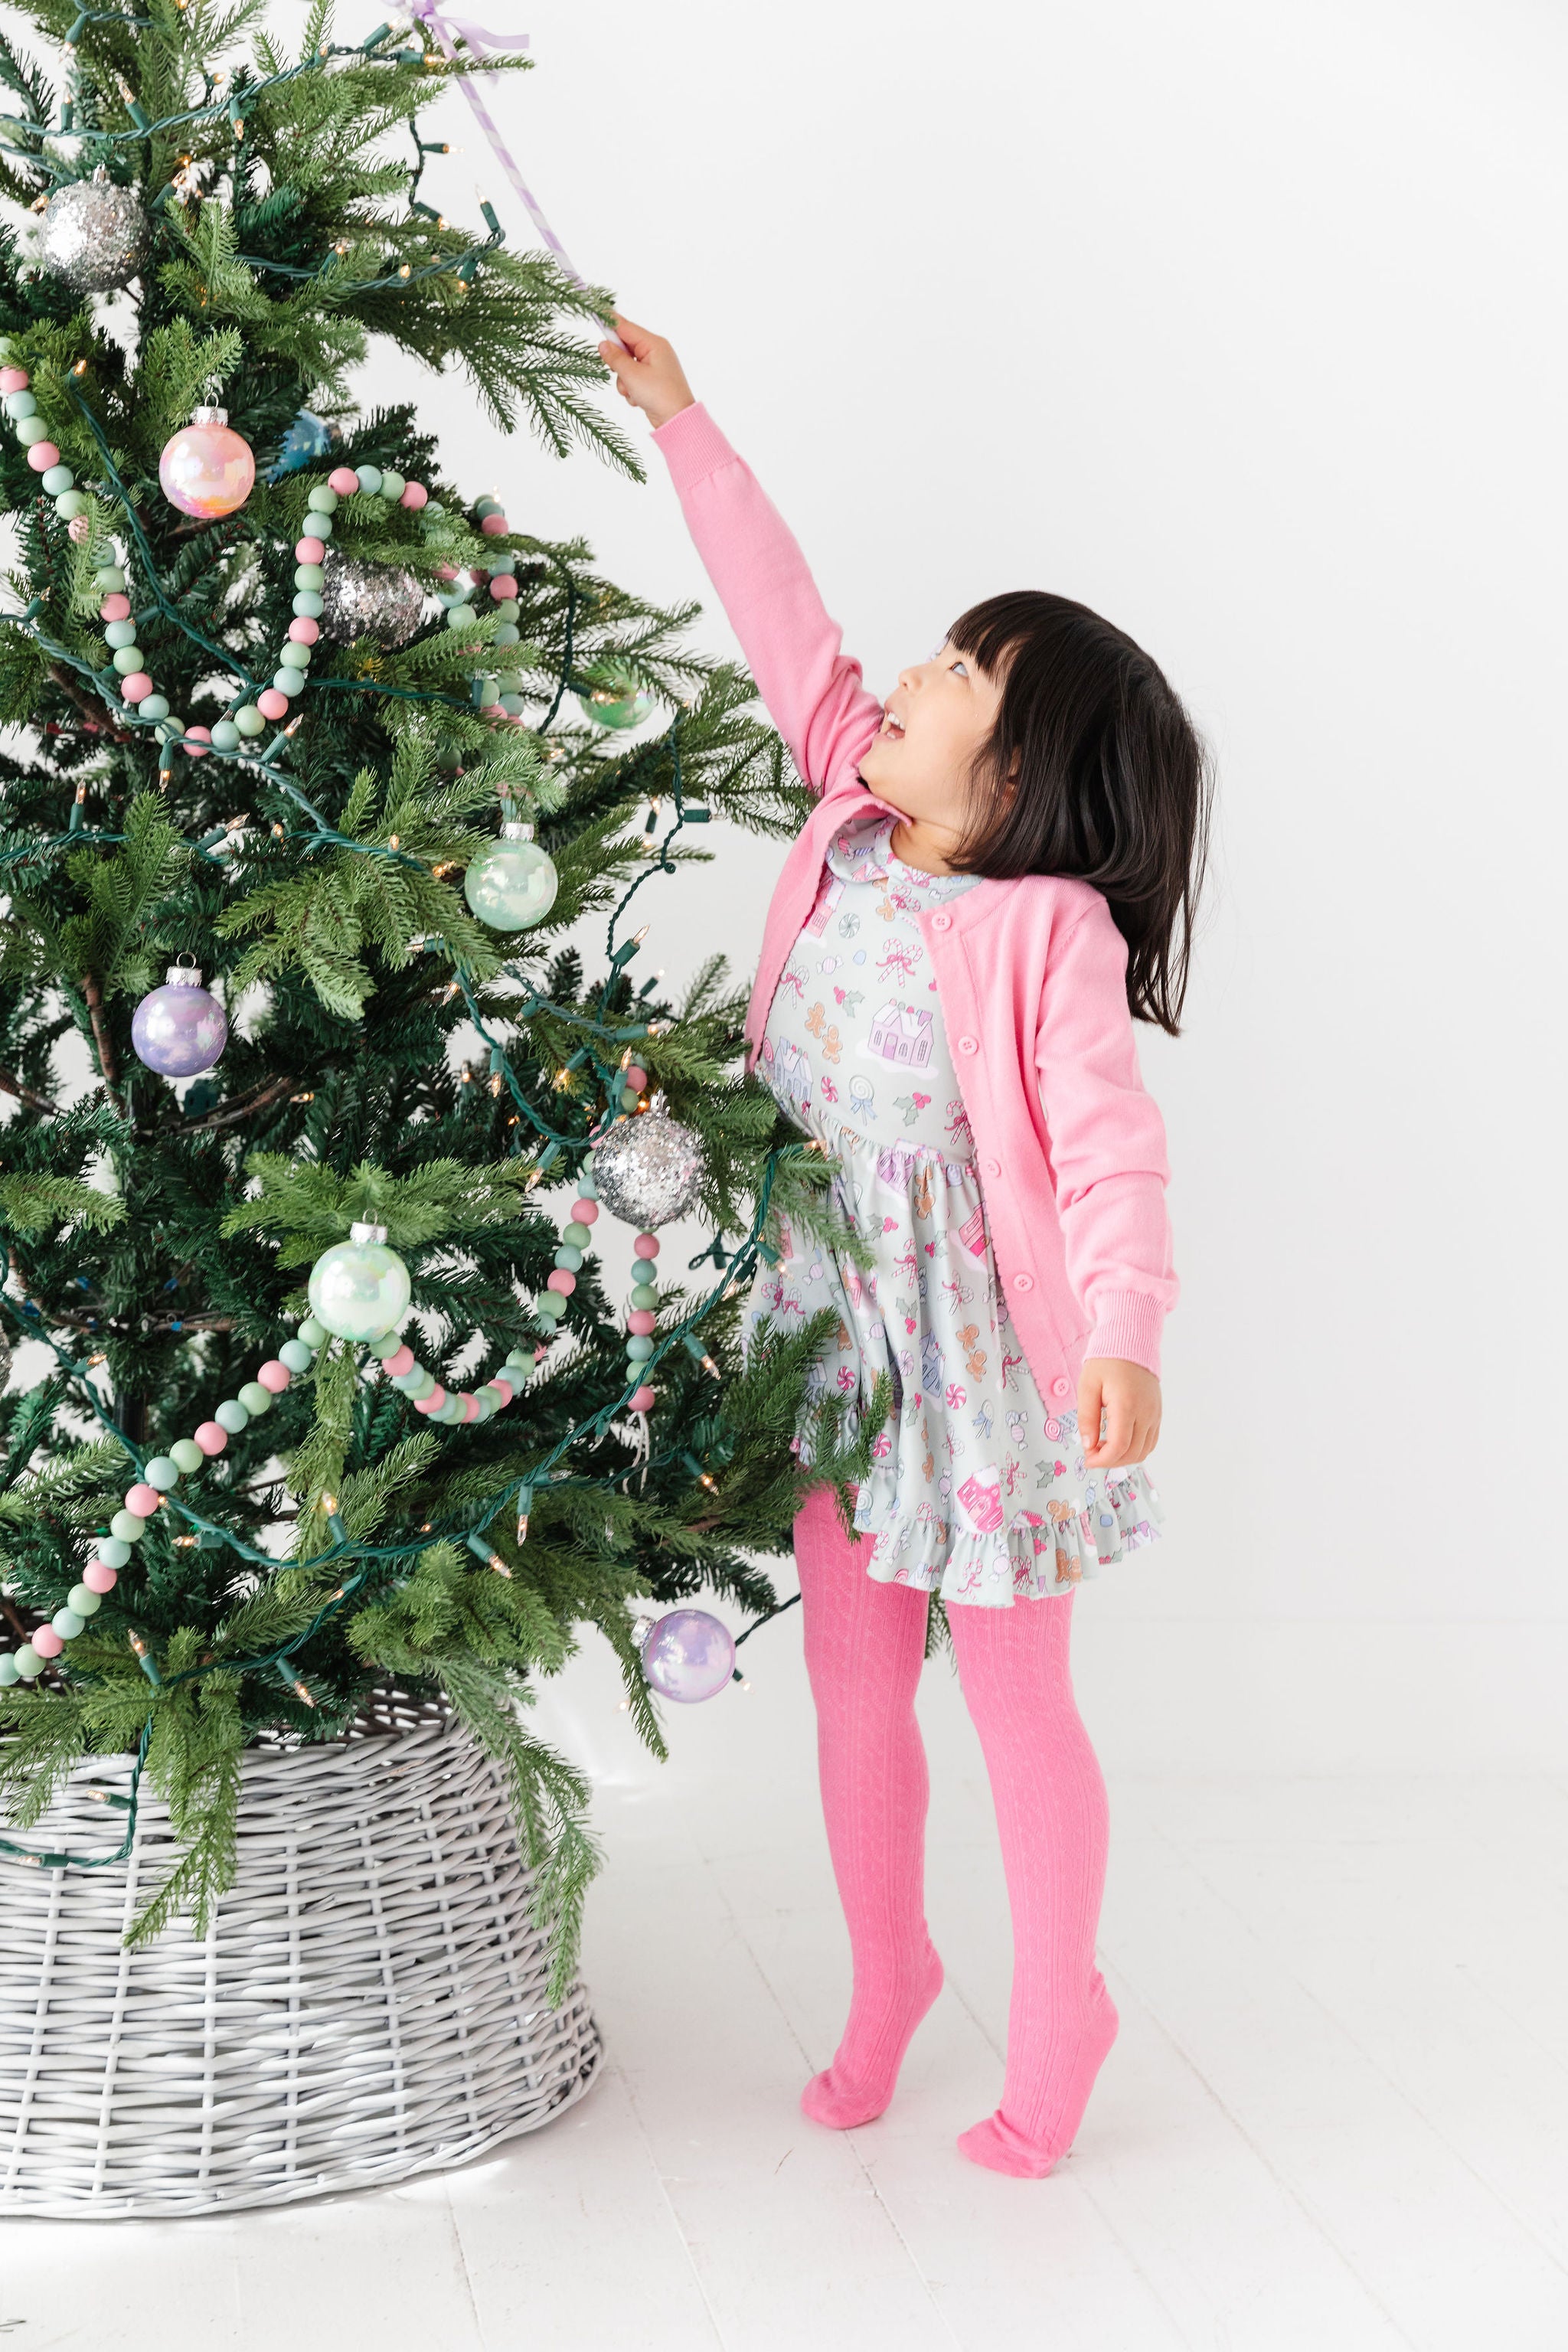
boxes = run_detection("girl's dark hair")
[945,591,1213,1035]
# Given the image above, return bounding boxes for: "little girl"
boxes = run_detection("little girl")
[601,317,1210,2179]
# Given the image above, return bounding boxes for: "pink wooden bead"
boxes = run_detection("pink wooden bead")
[83,1560,118,1595]
[547,1269,576,1296]
[98,591,132,623]
[488,574,518,599]
[288,616,319,644]
[415,1385,446,1414]
[0,367,29,394]
[26,441,59,472]
[626,1310,657,1337]
[384,1344,415,1377]
[633,1233,660,1259]
[534,1342,550,1362]
[460,1393,480,1421]
[124,1484,160,1519]
[400,480,428,509]
[480,512,509,537]
[68,514,90,541]
[488,1377,512,1405]
[183,724,211,756]
[295,535,326,564]
[328,466,360,494]
[624,1067,648,1092]
[257,688,289,720]
[194,1421,228,1455]
[256,1359,290,1392]
[31,1625,64,1658]
[629,1386,656,1414]
[121,672,152,703]
[570,1198,599,1225]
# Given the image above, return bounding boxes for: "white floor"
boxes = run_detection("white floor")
[5,1621,1568,2352]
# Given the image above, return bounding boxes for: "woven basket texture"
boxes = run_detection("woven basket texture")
[0,1692,602,2218]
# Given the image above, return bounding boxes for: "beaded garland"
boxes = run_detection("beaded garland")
[0,354,540,760]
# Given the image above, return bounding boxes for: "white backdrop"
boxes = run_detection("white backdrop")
[17,0,1568,1766]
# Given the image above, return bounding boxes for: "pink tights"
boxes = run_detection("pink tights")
[793,1483,1118,2178]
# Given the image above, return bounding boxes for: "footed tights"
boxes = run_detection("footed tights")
[792,1484,1117,2177]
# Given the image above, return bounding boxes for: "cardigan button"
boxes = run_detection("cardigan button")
[982,1157,1001,1178]
[1011,1272,1034,1293]
[930,910,952,932]
[1050,1375,1071,1400]
[957,1034,978,1054]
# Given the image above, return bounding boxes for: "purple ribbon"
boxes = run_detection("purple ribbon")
[410,1,584,283]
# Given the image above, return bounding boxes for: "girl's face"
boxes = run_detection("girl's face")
[858,639,1006,831]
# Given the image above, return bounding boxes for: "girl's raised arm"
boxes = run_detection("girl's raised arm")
[599,315,884,797]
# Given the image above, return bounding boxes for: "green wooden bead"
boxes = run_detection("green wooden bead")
[237,1381,271,1416]
[493,599,519,623]
[0,1655,18,1686]
[44,466,77,495]
[210,720,241,752]
[306,483,338,512]
[630,1283,658,1311]
[368,1330,402,1360]
[109,1510,146,1543]
[626,1335,654,1362]
[14,415,49,445]
[138,694,169,721]
[378,469,405,501]
[55,488,89,519]
[271,668,299,697]
[561,1220,591,1248]
[292,591,324,618]
[293,563,324,592]
[234,704,266,737]
[112,645,144,674]
[144,1455,181,1489]
[535,1293,565,1320]
[93,564,126,591]
[279,639,311,668]
[104,619,137,648]
[214,1398,249,1434]
[12,1645,41,1679]
[96,1536,132,1568]
[67,1585,101,1617]
[444,605,476,631]
[5,388,37,417]
[51,1607,85,1640]
[299,1316,327,1347]
[279,1338,313,1374]
[554,1245,583,1272]
[354,464,383,495]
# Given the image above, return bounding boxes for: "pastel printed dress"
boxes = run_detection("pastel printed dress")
[749,815,1165,1606]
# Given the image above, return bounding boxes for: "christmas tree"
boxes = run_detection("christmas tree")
[0,0,858,1979]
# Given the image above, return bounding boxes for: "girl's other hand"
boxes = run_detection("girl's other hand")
[1078,1357,1161,1468]
[597,313,696,430]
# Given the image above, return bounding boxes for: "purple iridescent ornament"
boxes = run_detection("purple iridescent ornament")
[639,1608,736,1704]
[131,963,227,1077]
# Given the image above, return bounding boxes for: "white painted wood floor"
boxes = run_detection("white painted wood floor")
[5,1622,1567,2352]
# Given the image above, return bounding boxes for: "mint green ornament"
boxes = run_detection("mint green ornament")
[109,1510,146,1543]
[214,1398,249,1435]
[145,1455,180,1489]
[67,1584,101,1616]
[0,1654,18,1686]
[463,820,557,932]
[306,1221,410,1343]
[578,676,654,730]
[170,1438,204,1475]
[279,1338,314,1374]
[299,1316,327,1348]
[237,1380,272,1416]
[51,1607,84,1639]
[13,1645,41,1679]
[96,1537,132,1568]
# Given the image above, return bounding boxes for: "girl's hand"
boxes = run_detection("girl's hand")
[1078,1357,1161,1469]
[597,313,696,431]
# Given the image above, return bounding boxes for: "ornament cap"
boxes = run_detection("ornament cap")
[165,962,204,989]
[499,819,534,843]
[349,1220,389,1246]
[191,403,227,427]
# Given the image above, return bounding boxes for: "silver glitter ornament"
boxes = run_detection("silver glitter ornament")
[39,169,151,293]
[591,1112,704,1230]
[319,553,426,647]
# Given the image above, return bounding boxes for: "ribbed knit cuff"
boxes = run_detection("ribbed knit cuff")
[649,401,737,493]
[1083,1290,1165,1379]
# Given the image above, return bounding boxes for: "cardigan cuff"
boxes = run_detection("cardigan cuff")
[650,401,738,492]
[1083,1290,1165,1379]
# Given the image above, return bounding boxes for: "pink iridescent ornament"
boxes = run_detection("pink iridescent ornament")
[639,1609,735,1704]
[158,405,256,520]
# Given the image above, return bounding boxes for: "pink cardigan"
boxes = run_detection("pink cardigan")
[651,403,1178,1386]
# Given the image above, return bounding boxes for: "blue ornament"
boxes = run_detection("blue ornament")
[267,409,337,482]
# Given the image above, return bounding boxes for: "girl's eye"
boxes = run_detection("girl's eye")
[950,659,968,678]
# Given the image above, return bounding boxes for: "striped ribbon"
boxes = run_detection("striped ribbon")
[410,2,585,283]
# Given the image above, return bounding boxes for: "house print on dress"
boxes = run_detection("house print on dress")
[802,872,844,939]
[865,1001,934,1069]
